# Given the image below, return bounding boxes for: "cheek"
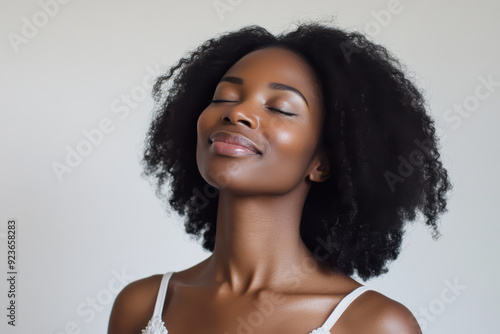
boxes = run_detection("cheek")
[274,132,298,156]
[196,114,203,138]
[196,109,211,137]
[196,109,211,162]
[270,126,314,160]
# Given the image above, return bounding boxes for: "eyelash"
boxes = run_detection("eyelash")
[210,100,296,116]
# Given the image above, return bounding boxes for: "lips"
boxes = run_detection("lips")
[209,131,261,154]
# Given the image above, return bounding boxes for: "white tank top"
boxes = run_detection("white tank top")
[141,271,371,334]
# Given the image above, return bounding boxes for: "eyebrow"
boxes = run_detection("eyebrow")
[218,76,309,108]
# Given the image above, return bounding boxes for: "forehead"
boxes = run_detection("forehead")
[221,47,323,105]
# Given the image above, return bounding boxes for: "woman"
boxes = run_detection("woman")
[108,21,452,334]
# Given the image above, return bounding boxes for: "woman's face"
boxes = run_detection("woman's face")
[196,46,327,195]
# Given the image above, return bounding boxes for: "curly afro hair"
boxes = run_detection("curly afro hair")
[140,20,453,281]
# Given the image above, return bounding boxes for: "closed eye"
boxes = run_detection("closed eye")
[266,107,296,116]
[211,99,235,103]
[210,100,296,116]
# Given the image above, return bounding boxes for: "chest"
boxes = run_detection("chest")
[161,287,343,334]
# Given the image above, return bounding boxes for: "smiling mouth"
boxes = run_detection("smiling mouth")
[210,141,259,156]
[208,131,261,155]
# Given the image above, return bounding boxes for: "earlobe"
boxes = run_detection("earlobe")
[308,151,331,183]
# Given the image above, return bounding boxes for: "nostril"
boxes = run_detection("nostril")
[223,117,250,127]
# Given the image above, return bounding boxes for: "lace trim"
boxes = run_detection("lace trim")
[141,315,329,334]
[309,326,330,334]
[141,314,168,334]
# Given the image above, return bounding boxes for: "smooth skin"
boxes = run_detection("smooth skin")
[108,47,422,334]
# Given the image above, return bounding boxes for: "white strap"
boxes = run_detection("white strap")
[152,271,174,317]
[321,286,372,331]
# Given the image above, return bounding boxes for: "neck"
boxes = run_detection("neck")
[204,187,320,295]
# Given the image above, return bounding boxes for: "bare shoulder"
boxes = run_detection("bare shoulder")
[107,274,164,334]
[337,288,422,334]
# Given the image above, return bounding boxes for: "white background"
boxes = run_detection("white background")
[1,0,499,333]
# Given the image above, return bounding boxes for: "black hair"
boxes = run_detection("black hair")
[140,20,452,281]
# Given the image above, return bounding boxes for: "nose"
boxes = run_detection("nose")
[221,102,258,129]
